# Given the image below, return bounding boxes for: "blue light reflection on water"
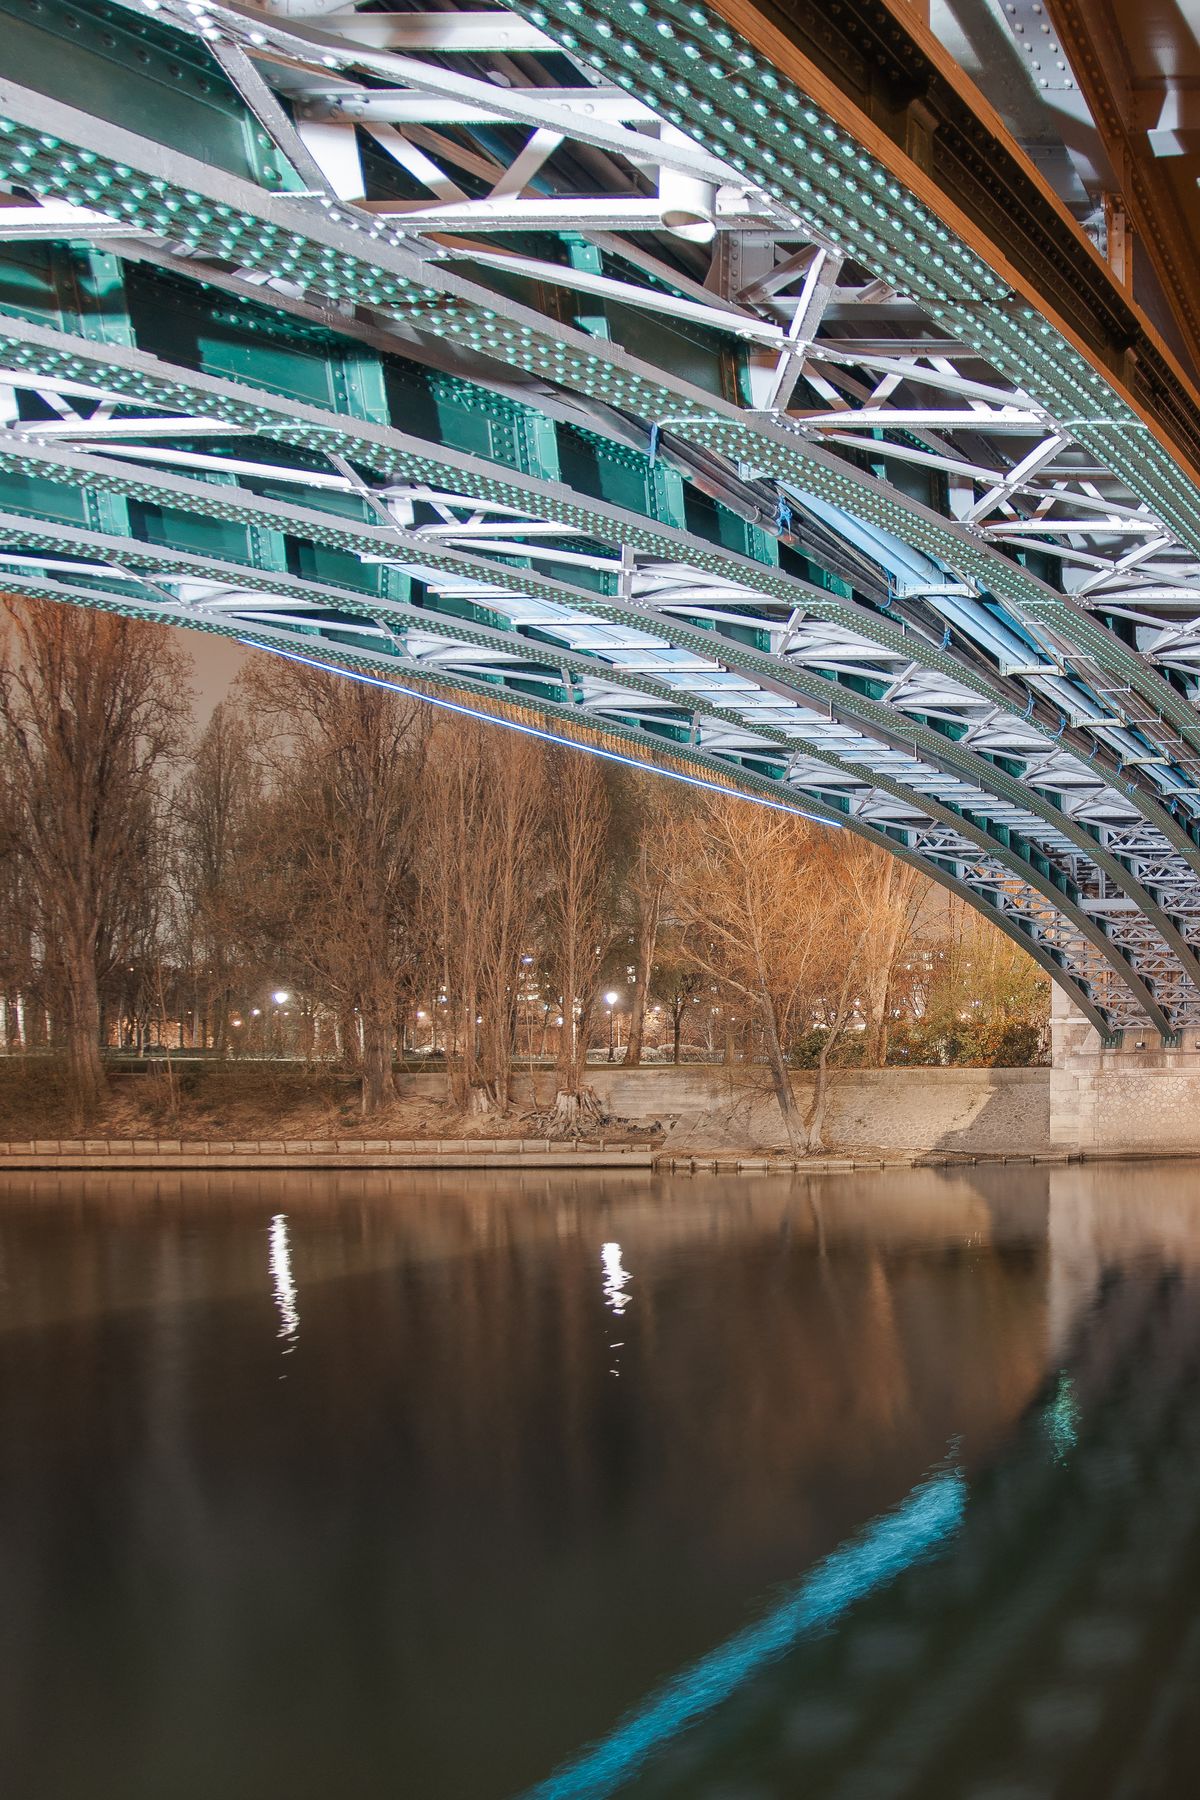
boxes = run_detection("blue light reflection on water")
[1043,1370,1080,1464]
[520,1463,967,1800]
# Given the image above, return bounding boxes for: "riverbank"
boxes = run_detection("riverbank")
[1,1140,1187,1173]
[0,1136,654,1170]
[0,1060,1050,1159]
[46,1055,1200,1167]
[0,1061,574,1146]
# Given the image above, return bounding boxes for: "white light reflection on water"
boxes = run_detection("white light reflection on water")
[601,1242,631,1377]
[269,1213,299,1352]
[601,1243,631,1315]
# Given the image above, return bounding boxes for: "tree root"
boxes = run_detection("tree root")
[526,1085,607,1139]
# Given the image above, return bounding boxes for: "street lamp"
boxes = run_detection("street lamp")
[269,990,291,1058]
[605,989,620,1061]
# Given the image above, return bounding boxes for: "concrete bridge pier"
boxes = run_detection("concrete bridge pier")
[1050,990,1200,1156]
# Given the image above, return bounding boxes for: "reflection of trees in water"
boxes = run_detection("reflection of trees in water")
[0,1170,1052,1535]
[16,1165,1190,1800]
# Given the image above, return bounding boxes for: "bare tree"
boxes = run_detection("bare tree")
[541,749,633,1125]
[0,598,190,1122]
[418,719,547,1111]
[101,787,173,1052]
[905,895,1049,1064]
[474,734,547,1108]
[796,832,867,1153]
[666,796,813,1148]
[622,778,674,1067]
[843,843,928,1066]
[0,748,38,1051]
[174,700,260,1053]
[652,934,703,1064]
[237,654,427,1114]
[418,724,483,1105]
[666,796,879,1152]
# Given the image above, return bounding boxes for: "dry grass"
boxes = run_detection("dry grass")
[0,1059,538,1142]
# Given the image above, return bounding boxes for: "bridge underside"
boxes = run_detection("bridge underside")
[6,0,1200,1041]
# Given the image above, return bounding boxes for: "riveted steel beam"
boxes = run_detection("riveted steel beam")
[5,0,1200,1037]
[0,433,1182,1030]
[0,556,1123,1036]
[0,307,1196,901]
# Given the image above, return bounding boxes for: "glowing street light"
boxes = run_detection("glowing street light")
[605,989,621,1061]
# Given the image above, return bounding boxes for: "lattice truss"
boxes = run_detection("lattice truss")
[4,0,1200,1036]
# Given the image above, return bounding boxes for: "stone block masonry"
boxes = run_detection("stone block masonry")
[1050,990,1200,1156]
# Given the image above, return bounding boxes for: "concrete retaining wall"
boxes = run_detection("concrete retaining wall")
[420,1064,1053,1155]
[26,1039,1197,1159]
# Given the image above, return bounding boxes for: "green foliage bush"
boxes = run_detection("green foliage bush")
[886,1016,1047,1067]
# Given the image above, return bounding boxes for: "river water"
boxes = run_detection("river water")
[1,1164,1198,1798]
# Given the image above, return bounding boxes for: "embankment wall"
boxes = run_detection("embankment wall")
[1050,993,1200,1155]
[393,1064,1053,1156]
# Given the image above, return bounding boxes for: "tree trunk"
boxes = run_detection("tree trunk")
[478,989,518,1112]
[758,996,801,1151]
[624,985,647,1067]
[807,966,856,1153]
[554,979,599,1116]
[672,1006,683,1064]
[554,981,577,1094]
[337,1003,361,1071]
[64,954,106,1126]
[806,1040,833,1155]
[555,959,588,1099]
[360,993,396,1114]
[865,963,896,1067]
[450,991,481,1109]
[876,984,892,1068]
[545,1085,603,1137]
[624,878,663,1068]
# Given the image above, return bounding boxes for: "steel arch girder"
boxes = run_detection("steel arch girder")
[0,423,1188,1026]
[0,419,1176,900]
[0,434,1163,873]
[0,4,1197,1033]
[0,558,1119,1038]
[2,306,1197,891]
[0,72,1197,905]
[0,505,1177,1035]
[3,305,1199,1000]
[505,0,1200,577]
[0,59,1197,789]
[0,422,1190,1018]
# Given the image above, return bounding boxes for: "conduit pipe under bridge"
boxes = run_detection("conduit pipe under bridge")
[7,0,1200,1049]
